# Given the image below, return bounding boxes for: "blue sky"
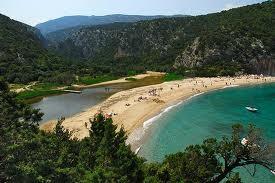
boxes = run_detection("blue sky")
[0,0,267,26]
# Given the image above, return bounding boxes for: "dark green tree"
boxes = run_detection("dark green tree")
[148,124,275,183]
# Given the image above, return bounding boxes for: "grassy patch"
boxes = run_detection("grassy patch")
[30,83,63,90]
[125,77,137,81]
[163,73,184,82]
[78,75,119,85]
[16,90,64,102]
[16,82,66,103]
[9,83,26,90]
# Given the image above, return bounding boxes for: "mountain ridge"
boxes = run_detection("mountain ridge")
[47,1,275,76]
[36,14,188,35]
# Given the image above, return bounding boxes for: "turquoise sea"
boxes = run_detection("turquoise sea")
[140,83,275,182]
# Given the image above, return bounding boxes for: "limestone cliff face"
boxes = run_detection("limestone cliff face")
[174,37,220,68]
[249,56,275,75]
[173,35,275,75]
[114,47,130,58]
[52,20,182,59]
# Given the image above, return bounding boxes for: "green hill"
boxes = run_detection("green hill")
[0,14,83,84]
[36,14,188,35]
[47,1,274,76]
[1,1,274,85]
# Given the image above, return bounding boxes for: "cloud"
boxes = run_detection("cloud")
[223,3,242,11]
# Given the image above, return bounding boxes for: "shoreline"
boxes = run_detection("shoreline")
[40,75,275,150]
[13,71,164,104]
[126,83,256,152]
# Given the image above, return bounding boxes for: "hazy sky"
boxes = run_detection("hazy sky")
[0,0,267,26]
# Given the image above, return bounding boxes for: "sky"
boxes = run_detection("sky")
[0,0,267,26]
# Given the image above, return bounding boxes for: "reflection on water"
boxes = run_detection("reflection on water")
[32,76,164,123]
[32,86,119,123]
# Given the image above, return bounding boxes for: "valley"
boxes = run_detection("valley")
[1,1,275,182]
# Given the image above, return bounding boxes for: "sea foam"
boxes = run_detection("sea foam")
[222,84,239,89]
[143,92,205,129]
[127,92,205,146]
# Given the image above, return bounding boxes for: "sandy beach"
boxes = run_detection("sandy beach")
[72,71,165,89]
[41,75,275,144]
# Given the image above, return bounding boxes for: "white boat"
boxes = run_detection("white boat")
[241,138,248,146]
[245,106,258,112]
[135,146,141,154]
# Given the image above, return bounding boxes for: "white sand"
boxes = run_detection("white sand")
[41,75,275,143]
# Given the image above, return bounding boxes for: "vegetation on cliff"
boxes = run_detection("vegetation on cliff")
[47,1,274,77]
[1,1,274,87]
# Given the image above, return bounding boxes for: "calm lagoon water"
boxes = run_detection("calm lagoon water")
[140,83,275,182]
[32,86,122,123]
[32,75,164,123]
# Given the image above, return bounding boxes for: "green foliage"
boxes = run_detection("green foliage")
[41,72,76,85]
[30,82,63,90]
[14,82,69,103]
[0,13,88,84]
[1,83,144,182]
[125,77,138,81]
[16,89,64,101]
[1,2,274,86]
[78,75,119,85]
[163,73,184,81]
[47,1,273,77]
[1,81,274,182]
[226,173,242,183]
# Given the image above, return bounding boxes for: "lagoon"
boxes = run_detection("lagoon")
[32,76,164,123]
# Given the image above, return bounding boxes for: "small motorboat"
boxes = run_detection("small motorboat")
[245,106,258,112]
[135,146,141,154]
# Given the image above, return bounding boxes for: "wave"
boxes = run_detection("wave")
[222,84,239,89]
[127,92,206,147]
[143,104,177,129]
[143,92,205,129]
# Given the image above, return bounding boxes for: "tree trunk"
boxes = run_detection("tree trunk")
[210,162,239,183]
[210,160,272,183]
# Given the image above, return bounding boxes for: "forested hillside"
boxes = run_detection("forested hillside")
[36,14,187,35]
[1,1,274,85]
[0,14,87,84]
[0,13,148,85]
[48,1,275,76]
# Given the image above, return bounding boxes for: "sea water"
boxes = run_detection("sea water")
[140,83,275,182]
